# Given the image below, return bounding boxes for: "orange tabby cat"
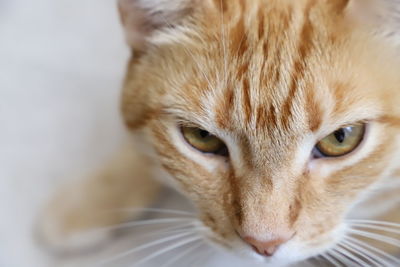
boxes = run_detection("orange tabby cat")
[40,0,400,265]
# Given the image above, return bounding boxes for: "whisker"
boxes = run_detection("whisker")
[99,231,195,265]
[347,220,400,229]
[135,223,203,241]
[321,252,343,267]
[113,208,196,217]
[341,239,390,266]
[133,236,201,266]
[344,236,400,264]
[339,247,379,267]
[159,241,203,267]
[93,218,196,233]
[348,229,400,247]
[327,251,346,267]
[332,247,362,266]
[348,223,400,235]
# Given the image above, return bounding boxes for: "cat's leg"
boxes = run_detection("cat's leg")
[38,137,161,251]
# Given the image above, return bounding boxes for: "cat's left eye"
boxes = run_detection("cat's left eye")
[181,126,228,156]
[315,124,366,158]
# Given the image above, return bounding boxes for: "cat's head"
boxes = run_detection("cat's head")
[118,0,400,265]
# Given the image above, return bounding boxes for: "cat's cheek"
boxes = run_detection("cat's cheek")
[228,240,310,266]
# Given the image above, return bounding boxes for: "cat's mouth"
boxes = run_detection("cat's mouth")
[198,219,348,265]
[198,223,292,264]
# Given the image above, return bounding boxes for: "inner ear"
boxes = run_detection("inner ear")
[118,0,195,50]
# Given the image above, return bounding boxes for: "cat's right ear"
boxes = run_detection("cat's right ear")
[118,0,195,51]
[345,0,400,47]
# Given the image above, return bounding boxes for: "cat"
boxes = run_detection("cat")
[39,0,400,266]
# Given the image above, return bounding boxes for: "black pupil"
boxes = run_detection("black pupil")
[334,129,346,143]
[199,130,210,138]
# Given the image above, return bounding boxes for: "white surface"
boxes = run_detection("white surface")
[0,1,129,266]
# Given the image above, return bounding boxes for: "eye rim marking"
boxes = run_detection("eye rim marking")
[180,125,229,157]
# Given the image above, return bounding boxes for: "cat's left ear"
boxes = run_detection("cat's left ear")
[118,0,196,50]
[344,0,400,46]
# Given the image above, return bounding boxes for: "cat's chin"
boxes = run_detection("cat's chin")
[227,247,302,267]
[203,228,345,267]
[228,243,323,267]
[203,235,303,266]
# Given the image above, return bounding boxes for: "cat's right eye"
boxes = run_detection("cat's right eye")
[181,126,228,156]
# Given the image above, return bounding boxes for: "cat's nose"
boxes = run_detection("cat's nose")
[243,236,291,257]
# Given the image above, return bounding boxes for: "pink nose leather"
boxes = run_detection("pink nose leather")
[244,236,290,257]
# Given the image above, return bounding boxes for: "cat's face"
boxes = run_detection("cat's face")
[119,0,400,265]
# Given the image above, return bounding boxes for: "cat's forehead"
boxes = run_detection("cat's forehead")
[168,0,364,133]
[159,0,388,146]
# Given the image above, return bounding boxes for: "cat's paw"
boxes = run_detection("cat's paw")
[36,195,114,254]
[37,217,111,255]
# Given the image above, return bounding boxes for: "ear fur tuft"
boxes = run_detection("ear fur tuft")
[346,0,400,46]
[118,0,194,49]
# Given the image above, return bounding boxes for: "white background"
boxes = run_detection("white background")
[0,1,129,266]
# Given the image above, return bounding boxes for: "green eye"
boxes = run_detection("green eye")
[181,127,228,156]
[316,124,366,157]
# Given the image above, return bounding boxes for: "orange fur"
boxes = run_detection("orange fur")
[40,0,400,265]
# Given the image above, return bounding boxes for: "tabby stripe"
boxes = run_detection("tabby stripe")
[213,0,228,13]
[378,115,400,128]
[306,85,323,132]
[230,13,248,58]
[258,7,293,130]
[242,77,252,124]
[215,86,235,129]
[281,0,316,129]
[257,6,265,40]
